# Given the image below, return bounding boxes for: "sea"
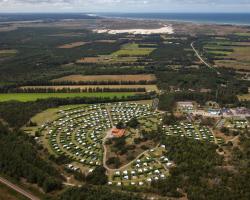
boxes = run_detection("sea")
[96,13,250,26]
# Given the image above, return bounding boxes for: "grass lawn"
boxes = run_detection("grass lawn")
[0,93,135,102]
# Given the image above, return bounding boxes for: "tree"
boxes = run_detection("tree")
[126,117,140,128]
[116,121,125,129]
[86,166,108,185]
[163,112,178,125]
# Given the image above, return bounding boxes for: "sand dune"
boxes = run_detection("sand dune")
[93,25,174,35]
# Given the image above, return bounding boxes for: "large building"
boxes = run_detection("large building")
[177,101,194,113]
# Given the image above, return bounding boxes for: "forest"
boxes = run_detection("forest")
[149,133,250,200]
[0,123,63,193]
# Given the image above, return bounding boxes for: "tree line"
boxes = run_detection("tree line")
[23,80,157,86]
[11,87,147,93]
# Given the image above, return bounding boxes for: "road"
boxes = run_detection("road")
[191,41,220,75]
[0,177,40,200]
[103,138,160,173]
[216,118,226,130]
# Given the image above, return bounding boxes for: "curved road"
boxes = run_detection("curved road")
[0,177,40,200]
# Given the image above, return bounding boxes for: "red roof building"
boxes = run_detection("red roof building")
[111,128,125,138]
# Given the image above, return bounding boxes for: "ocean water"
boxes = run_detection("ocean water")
[97,13,250,26]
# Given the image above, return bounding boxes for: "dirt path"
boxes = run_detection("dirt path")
[0,177,40,200]
[103,139,160,173]
[191,41,220,75]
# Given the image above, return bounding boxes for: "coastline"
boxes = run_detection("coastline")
[95,13,250,27]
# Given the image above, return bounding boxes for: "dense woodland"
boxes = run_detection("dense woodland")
[149,133,250,200]
[59,185,142,200]
[0,123,63,193]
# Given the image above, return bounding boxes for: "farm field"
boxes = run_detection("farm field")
[20,85,159,92]
[112,43,156,57]
[202,38,250,70]
[57,41,88,49]
[76,55,138,64]
[75,42,157,64]
[0,93,135,102]
[52,74,157,83]
[0,49,17,57]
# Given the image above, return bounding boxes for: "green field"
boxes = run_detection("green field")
[112,43,155,56]
[235,32,250,37]
[0,49,17,57]
[0,93,135,102]
[207,50,232,55]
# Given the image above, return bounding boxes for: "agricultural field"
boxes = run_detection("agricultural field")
[202,37,250,70]
[52,74,157,83]
[76,55,138,64]
[0,49,17,57]
[57,41,88,49]
[0,93,134,102]
[112,43,156,57]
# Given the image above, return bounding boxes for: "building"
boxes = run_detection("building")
[111,128,125,138]
[177,101,194,113]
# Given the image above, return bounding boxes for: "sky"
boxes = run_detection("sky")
[0,0,250,13]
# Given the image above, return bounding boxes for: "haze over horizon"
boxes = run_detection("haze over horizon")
[0,0,250,13]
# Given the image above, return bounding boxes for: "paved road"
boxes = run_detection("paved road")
[0,177,40,200]
[191,41,220,75]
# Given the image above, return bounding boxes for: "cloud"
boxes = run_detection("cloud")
[0,0,249,12]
